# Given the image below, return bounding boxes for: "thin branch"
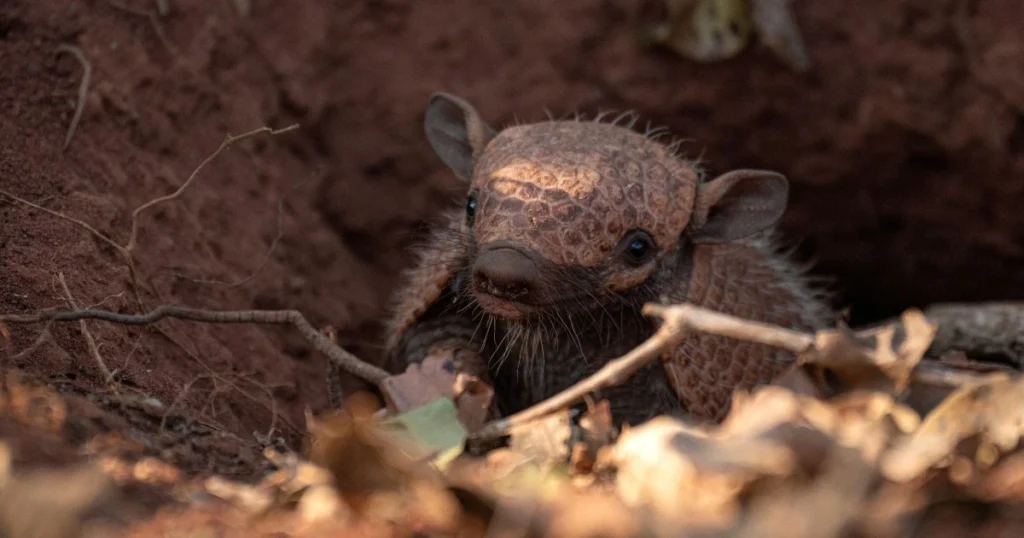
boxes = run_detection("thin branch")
[471,302,1007,442]
[126,124,299,253]
[643,303,1001,388]
[0,189,125,255]
[160,372,214,434]
[0,123,299,308]
[0,305,390,385]
[10,321,54,361]
[57,273,116,384]
[54,44,92,151]
[645,303,814,352]
[148,312,302,435]
[173,199,285,288]
[471,303,693,441]
[321,325,343,409]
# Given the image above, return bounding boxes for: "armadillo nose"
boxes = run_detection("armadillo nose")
[472,247,539,302]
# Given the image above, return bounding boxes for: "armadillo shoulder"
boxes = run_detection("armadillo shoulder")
[383,210,468,357]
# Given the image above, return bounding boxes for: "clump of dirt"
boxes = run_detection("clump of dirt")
[0,0,1022,534]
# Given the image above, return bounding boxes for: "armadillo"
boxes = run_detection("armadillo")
[384,92,833,425]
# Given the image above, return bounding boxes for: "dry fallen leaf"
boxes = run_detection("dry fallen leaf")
[447,448,573,506]
[380,353,466,413]
[970,450,1024,502]
[545,490,644,538]
[204,475,276,515]
[571,398,617,474]
[453,371,496,433]
[611,415,795,529]
[803,308,937,396]
[720,385,909,472]
[380,349,496,433]
[643,0,754,63]
[643,0,812,72]
[260,447,336,500]
[823,391,921,463]
[0,371,68,433]
[508,408,574,467]
[296,483,350,529]
[0,444,117,538]
[733,444,875,538]
[303,400,424,513]
[708,388,834,479]
[881,373,1024,482]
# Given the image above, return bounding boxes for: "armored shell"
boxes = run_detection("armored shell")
[471,121,698,267]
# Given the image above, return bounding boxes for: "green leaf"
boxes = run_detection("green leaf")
[378,397,467,470]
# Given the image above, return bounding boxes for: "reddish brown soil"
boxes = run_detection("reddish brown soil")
[0,0,1022,533]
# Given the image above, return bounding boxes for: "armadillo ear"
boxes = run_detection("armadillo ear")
[689,169,789,244]
[424,92,496,182]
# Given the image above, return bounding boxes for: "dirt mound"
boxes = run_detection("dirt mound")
[0,0,1022,534]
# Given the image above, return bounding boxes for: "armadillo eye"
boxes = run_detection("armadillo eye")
[620,230,656,266]
[465,192,478,224]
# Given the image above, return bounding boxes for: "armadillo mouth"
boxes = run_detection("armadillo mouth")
[472,291,534,321]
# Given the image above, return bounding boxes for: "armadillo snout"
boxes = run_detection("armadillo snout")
[472,246,539,303]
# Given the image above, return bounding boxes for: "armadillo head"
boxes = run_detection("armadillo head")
[424,92,789,321]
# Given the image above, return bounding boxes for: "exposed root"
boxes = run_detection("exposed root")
[0,190,123,255]
[321,326,344,409]
[152,325,299,435]
[0,123,299,306]
[172,199,285,288]
[57,272,115,386]
[126,125,299,253]
[9,322,54,362]
[104,0,179,57]
[53,44,92,152]
[0,305,390,385]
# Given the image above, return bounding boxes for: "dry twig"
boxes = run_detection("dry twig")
[321,325,344,409]
[0,305,389,385]
[173,200,286,288]
[471,302,1003,442]
[54,44,92,151]
[56,272,115,385]
[126,125,299,253]
[642,303,996,389]
[471,303,694,441]
[9,321,54,362]
[0,124,299,304]
[143,311,301,434]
